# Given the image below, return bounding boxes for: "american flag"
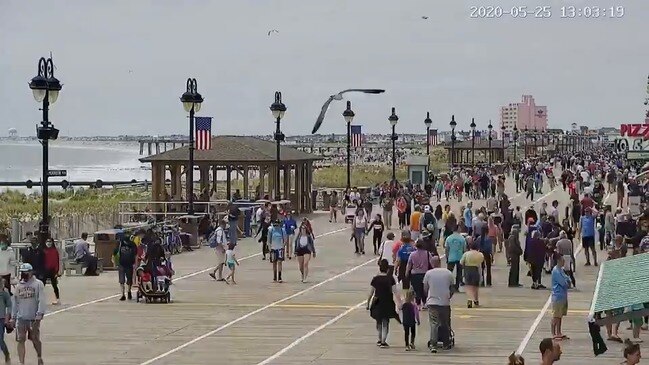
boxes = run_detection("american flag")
[195,117,212,150]
[428,129,438,145]
[351,125,363,147]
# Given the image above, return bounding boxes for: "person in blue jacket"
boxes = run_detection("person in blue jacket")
[283,211,298,260]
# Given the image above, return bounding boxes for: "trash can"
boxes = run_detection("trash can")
[241,207,253,237]
[178,215,202,248]
[93,229,122,270]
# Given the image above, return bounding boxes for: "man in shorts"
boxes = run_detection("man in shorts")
[268,220,286,282]
[208,220,228,282]
[114,234,137,301]
[11,263,46,365]
[550,256,570,340]
[579,207,598,266]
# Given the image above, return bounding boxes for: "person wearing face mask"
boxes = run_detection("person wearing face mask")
[0,237,17,295]
[42,239,61,305]
[10,263,46,365]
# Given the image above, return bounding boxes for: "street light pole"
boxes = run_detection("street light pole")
[513,126,519,161]
[424,112,432,156]
[180,78,203,215]
[270,92,287,200]
[523,127,528,158]
[487,120,493,165]
[470,118,476,166]
[450,115,457,167]
[388,107,399,183]
[343,101,355,191]
[30,57,62,244]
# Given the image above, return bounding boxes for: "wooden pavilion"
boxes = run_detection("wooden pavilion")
[442,140,508,166]
[139,136,321,213]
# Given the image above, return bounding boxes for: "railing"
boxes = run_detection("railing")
[118,200,235,224]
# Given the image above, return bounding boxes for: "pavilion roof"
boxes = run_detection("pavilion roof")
[139,136,321,164]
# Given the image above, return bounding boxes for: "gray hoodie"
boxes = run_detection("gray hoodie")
[12,277,46,320]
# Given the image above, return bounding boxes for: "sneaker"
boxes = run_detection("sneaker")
[119,295,126,301]
[51,299,60,305]
[405,345,412,351]
[429,346,438,353]
[379,342,389,348]
[127,291,132,300]
[38,357,44,365]
[467,300,472,308]
[410,343,416,350]
[376,341,382,346]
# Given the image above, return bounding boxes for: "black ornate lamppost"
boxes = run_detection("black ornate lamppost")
[470,118,476,165]
[513,125,519,161]
[270,92,287,200]
[424,112,432,156]
[180,78,204,215]
[343,101,355,191]
[523,127,528,158]
[30,56,62,243]
[487,120,493,164]
[450,115,457,167]
[389,107,399,183]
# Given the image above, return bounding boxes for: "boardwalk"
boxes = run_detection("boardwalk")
[13,180,632,364]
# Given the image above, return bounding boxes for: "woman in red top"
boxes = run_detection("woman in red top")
[43,238,61,305]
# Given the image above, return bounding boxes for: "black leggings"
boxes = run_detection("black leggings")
[42,270,60,299]
[565,270,576,287]
[404,324,416,345]
[373,232,382,253]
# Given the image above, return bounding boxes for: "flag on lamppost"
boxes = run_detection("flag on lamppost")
[428,129,438,145]
[195,117,212,150]
[351,125,363,147]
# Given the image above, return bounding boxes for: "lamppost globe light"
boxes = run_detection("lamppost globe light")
[342,101,355,124]
[424,112,432,128]
[450,115,456,129]
[487,121,493,131]
[470,118,476,130]
[270,91,287,121]
[388,107,398,126]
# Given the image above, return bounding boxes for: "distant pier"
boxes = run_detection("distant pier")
[138,138,189,155]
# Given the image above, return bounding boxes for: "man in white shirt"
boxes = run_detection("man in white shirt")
[208,220,228,282]
[423,256,454,353]
[377,232,396,277]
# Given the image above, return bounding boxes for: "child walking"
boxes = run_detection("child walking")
[401,290,420,351]
[225,243,239,284]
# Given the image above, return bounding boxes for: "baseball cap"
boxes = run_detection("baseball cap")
[19,263,33,272]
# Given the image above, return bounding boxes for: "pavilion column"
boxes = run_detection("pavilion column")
[305,162,313,213]
[243,165,249,200]
[170,164,181,200]
[211,166,218,194]
[226,166,232,200]
[259,165,266,199]
[283,164,290,202]
[295,163,303,214]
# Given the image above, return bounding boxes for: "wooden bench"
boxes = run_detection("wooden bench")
[64,258,103,276]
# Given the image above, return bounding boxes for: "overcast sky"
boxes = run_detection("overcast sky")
[1,0,647,137]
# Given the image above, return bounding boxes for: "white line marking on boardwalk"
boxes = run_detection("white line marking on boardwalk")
[138,257,375,365]
[45,227,348,318]
[262,254,448,364]
[256,300,365,365]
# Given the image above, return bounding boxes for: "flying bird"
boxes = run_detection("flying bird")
[268,29,279,36]
[311,89,385,134]
[421,16,429,19]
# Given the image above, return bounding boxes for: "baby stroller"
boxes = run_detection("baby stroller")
[427,324,455,350]
[344,204,357,223]
[135,263,171,303]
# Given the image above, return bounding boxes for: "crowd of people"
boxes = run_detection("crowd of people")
[329,145,648,363]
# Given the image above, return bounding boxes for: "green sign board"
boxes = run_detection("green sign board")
[626,151,649,160]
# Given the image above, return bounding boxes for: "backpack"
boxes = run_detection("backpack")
[422,212,435,229]
[208,228,221,248]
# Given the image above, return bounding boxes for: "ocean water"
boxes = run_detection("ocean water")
[0,141,150,190]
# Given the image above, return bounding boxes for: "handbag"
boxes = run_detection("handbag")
[5,321,13,334]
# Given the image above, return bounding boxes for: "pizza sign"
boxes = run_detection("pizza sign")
[620,124,649,140]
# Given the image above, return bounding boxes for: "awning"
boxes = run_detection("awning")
[589,253,649,325]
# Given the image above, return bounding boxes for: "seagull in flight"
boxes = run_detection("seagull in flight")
[311,89,385,134]
[421,16,429,19]
[268,29,279,36]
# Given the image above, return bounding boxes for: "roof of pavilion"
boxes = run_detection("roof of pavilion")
[139,136,321,164]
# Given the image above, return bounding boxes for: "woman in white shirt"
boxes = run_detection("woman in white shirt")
[353,209,368,255]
